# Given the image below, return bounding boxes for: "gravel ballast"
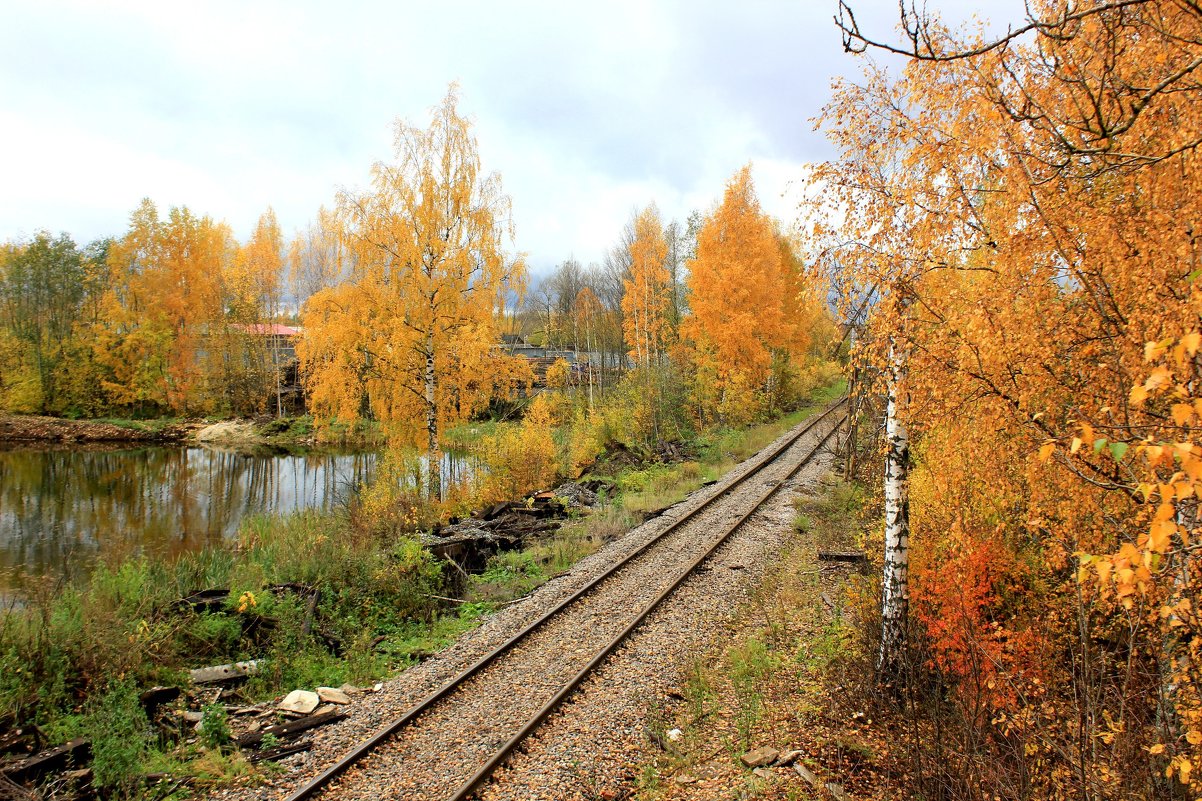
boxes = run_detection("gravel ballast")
[205,410,844,801]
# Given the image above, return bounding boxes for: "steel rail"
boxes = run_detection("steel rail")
[446,410,847,801]
[286,398,846,801]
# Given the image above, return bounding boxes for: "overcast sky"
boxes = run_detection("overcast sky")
[0,0,1021,275]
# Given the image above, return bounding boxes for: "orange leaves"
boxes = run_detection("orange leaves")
[683,166,810,425]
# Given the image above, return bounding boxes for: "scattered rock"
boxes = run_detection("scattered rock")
[674,774,698,784]
[313,704,337,716]
[727,562,746,570]
[371,683,384,693]
[740,746,780,768]
[180,710,204,723]
[666,728,683,742]
[752,767,774,779]
[793,763,820,787]
[278,690,320,714]
[665,689,686,701]
[339,683,362,696]
[773,749,804,766]
[317,687,352,705]
[553,482,598,509]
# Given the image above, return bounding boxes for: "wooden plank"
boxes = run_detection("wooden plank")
[817,550,868,564]
[0,738,90,784]
[236,710,347,748]
[248,739,313,763]
[189,659,261,685]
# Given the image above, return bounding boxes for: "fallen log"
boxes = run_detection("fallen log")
[0,738,90,784]
[236,710,347,748]
[189,659,261,685]
[817,550,868,564]
[0,728,39,758]
[173,588,229,614]
[139,686,180,715]
[248,739,313,763]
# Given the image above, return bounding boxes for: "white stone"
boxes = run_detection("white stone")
[317,686,352,705]
[278,689,320,714]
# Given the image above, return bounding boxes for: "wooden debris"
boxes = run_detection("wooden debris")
[817,550,868,564]
[0,729,39,758]
[139,685,180,714]
[248,739,313,764]
[0,738,90,784]
[236,709,347,748]
[189,659,261,685]
[793,762,819,787]
[740,746,779,767]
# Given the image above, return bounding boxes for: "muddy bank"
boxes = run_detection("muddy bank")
[0,415,197,444]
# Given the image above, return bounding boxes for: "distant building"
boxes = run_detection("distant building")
[232,324,303,414]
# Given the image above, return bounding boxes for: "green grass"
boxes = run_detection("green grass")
[0,508,447,796]
[443,420,503,449]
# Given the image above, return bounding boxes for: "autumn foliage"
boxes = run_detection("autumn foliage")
[684,167,815,427]
[813,1,1202,796]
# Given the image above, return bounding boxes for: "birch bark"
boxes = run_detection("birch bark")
[878,334,910,679]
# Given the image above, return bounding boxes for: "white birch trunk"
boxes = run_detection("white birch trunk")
[878,335,910,679]
[424,329,441,501]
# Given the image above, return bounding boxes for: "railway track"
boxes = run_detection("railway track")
[282,398,847,801]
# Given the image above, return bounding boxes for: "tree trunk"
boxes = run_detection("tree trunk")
[878,335,910,681]
[424,329,441,501]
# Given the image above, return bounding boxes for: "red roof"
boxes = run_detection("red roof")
[234,324,301,336]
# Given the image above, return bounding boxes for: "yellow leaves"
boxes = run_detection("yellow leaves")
[622,204,672,364]
[1038,440,1056,462]
[300,86,527,482]
[236,592,257,613]
[1178,331,1202,361]
[1149,519,1176,553]
[683,166,796,424]
[1173,403,1195,426]
[1144,366,1174,394]
[1149,743,1167,755]
[1187,730,1202,746]
[1070,436,1083,454]
[1145,338,1173,363]
[1166,756,1192,785]
[1130,383,1149,405]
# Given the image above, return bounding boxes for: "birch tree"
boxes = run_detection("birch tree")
[299,86,528,499]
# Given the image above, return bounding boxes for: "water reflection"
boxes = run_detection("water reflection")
[0,443,377,592]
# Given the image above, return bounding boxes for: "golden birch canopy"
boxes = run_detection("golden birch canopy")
[299,87,528,464]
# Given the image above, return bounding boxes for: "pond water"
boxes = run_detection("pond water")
[0,443,472,595]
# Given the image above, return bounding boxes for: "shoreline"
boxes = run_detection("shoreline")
[0,414,383,448]
[0,414,197,444]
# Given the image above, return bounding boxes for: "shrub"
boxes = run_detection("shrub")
[84,678,148,791]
